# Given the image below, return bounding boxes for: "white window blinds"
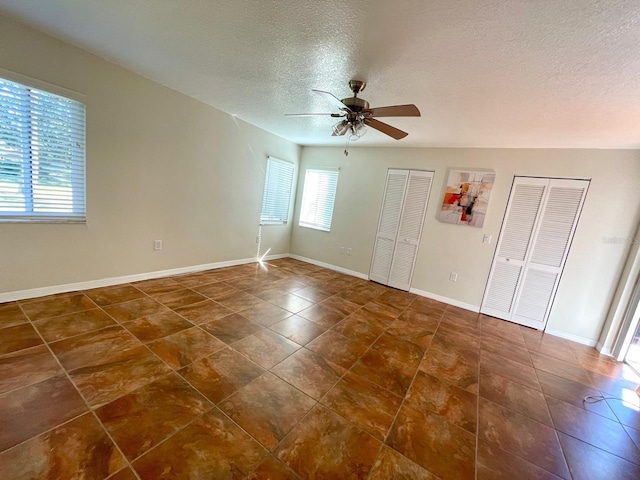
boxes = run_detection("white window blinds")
[0,75,86,222]
[260,157,294,225]
[299,168,339,232]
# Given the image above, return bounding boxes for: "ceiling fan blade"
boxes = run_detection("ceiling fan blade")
[365,104,421,117]
[364,118,408,140]
[312,89,351,112]
[285,113,339,117]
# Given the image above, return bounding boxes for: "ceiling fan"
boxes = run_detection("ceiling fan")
[287,80,421,141]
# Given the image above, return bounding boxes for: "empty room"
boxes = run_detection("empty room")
[1,1,640,479]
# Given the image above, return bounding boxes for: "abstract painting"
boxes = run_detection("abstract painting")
[439,170,495,227]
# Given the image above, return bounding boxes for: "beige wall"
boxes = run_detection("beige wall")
[291,147,640,343]
[0,16,299,294]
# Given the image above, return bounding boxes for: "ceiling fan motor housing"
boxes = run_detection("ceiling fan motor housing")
[341,96,369,112]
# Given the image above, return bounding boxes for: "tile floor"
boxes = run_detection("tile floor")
[1,257,640,479]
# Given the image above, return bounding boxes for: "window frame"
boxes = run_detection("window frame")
[298,167,339,232]
[0,68,87,223]
[260,156,295,226]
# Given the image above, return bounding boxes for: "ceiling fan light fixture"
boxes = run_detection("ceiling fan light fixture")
[332,121,350,136]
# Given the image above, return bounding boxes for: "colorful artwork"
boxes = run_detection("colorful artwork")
[439,170,495,227]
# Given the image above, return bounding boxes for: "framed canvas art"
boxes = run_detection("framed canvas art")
[439,170,495,227]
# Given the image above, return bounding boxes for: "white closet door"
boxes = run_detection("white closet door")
[511,179,589,329]
[388,170,433,290]
[482,178,547,320]
[369,170,409,284]
[481,177,589,330]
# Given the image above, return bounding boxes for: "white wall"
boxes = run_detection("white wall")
[291,146,640,343]
[0,16,299,294]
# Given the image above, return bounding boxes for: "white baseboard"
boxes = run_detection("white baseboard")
[287,254,369,280]
[545,328,598,348]
[595,341,615,358]
[409,287,480,313]
[1,253,288,303]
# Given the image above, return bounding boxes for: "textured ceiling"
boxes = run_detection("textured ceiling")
[1,0,639,148]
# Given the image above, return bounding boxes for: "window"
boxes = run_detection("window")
[0,73,86,222]
[260,157,294,225]
[299,168,339,232]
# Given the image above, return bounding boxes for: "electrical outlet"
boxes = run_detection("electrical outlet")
[482,234,492,244]
[449,272,458,282]
[154,240,162,251]
[347,248,352,256]
[340,247,345,254]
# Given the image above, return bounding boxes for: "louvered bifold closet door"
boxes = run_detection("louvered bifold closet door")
[388,170,434,290]
[369,170,409,284]
[511,179,589,329]
[481,178,548,320]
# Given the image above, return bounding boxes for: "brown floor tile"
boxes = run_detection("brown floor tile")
[171,272,210,288]
[537,370,617,420]
[215,290,265,312]
[298,304,346,328]
[34,308,117,342]
[320,296,361,316]
[270,315,325,346]
[240,302,292,327]
[191,281,238,300]
[433,324,480,350]
[408,296,447,314]
[232,329,300,369]
[478,398,570,478]
[477,441,563,480]
[419,339,479,394]
[49,325,141,371]
[275,404,381,479]
[531,351,595,388]
[271,348,344,400]
[103,297,170,323]
[84,284,145,306]
[406,371,478,434]
[481,334,532,366]
[480,349,540,390]
[0,413,126,479]
[202,313,264,344]
[385,318,436,350]
[96,373,212,460]
[247,284,292,301]
[247,455,300,480]
[479,370,552,426]
[332,314,385,344]
[0,302,28,328]
[69,346,172,407]
[0,345,62,395]
[351,347,420,397]
[109,467,138,480]
[307,330,370,370]
[624,424,640,451]
[20,293,97,321]
[148,327,226,370]
[368,445,438,480]
[122,311,194,343]
[269,293,314,314]
[0,323,43,355]
[322,371,402,440]
[174,299,234,324]
[0,375,87,452]
[589,369,640,398]
[131,277,183,296]
[480,315,527,346]
[291,286,334,303]
[546,395,640,464]
[387,404,476,480]
[377,290,415,311]
[559,431,640,480]
[364,299,405,318]
[220,372,315,450]
[607,397,640,430]
[346,306,395,330]
[154,288,207,310]
[132,408,266,479]
[372,333,425,362]
[178,347,264,403]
